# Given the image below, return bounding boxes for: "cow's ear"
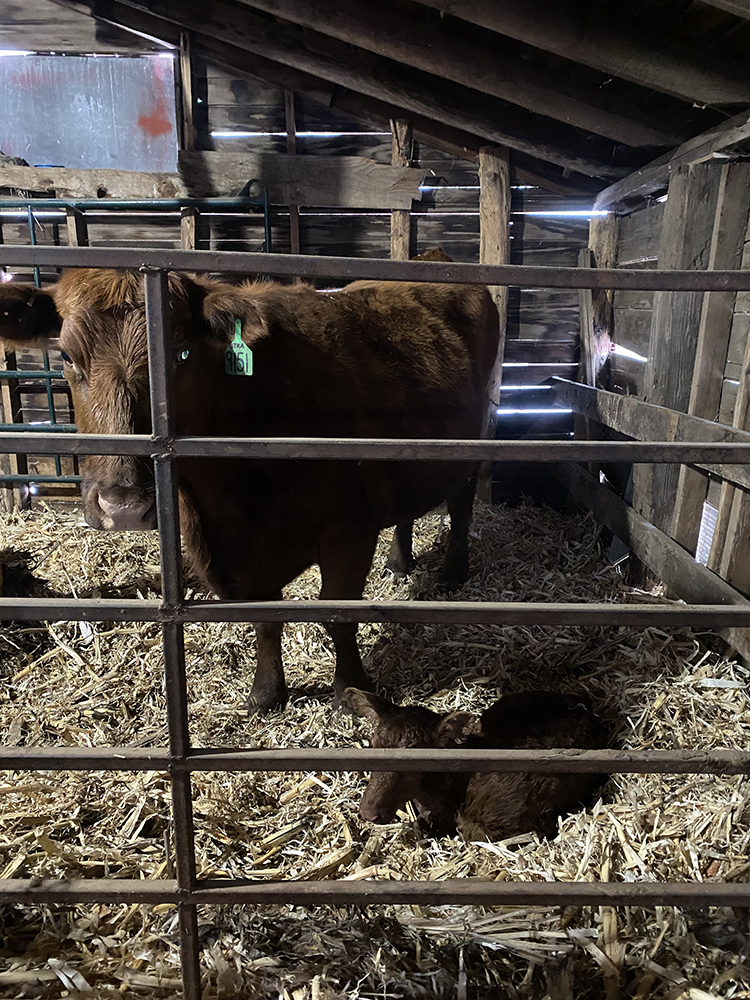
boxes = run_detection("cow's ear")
[435,711,476,746]
[200,285,268,346]
[341,687,396,722]
[0,284,62,344]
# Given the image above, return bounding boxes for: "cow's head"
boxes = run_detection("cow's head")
[0,269,268,531]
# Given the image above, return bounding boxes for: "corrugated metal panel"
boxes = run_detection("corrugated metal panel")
[0,54,177,171]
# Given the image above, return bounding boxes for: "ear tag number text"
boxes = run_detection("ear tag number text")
[225,319,254,376]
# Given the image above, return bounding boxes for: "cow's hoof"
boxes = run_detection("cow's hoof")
[245,686,289,715]
[382,555,416,580]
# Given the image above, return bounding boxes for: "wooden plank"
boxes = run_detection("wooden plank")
[178,151,425,208]
[504,337,578,364]
[501,363,577,385]
[633,162,723,533]
[551,379,750,492]
[596,109,750,211]
[0,164,185,199]
[554,461,750,660]
[409,0,750,106]
[617,203,664,266]
[697,0,750,18]
[477,144,510,502]
[390,119,413,262]
[672,163,750,554]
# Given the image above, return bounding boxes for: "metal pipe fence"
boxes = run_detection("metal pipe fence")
[1,245,749,999]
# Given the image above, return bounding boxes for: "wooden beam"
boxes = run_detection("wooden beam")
[284,90,301,256]
[595,108,750,212]
[105,0,627,180]
[178,31,197,152]
[554,462,750,659]
[178,151,425,208]
[672,163,750,554]
[550,379,750,492]
[0,156,425,209]
[0,164,185,199]
[632,163,723,533]
[233,0,681,147]
[409,0,750,105]
[477,144,511,503]
[64,207,88,248]
[390,119,413,262]
[696,0,750,19]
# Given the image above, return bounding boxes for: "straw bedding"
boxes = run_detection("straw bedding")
[1,500,749,999]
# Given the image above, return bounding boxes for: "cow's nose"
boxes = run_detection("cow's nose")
[97,493,157,531]
[359,801,395,824]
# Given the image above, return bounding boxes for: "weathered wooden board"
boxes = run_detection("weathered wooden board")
[178,151,425,208]
[617,202,664,265]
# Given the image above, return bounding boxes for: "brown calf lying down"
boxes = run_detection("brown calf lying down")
[343,689,608,841]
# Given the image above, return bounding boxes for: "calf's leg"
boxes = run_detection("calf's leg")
[248,596,287,712]
[442,473,477,591]
[319,523,380,702]
[384,519,416,578]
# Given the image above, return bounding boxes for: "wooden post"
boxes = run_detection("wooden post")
[285,90,301,255]
[390,118,413,261]
[476,144,511,503]
[632,162,723,533]
[672,163,750,554]
[180,207,198,250]
[179,32,197,152]
[65,207,88,248]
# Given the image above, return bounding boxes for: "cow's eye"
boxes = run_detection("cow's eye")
[60,350,72,364]
[177,347,190,364]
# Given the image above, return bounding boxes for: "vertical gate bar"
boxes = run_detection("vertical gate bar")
[143,267,202,1000]
[27,206,62,477]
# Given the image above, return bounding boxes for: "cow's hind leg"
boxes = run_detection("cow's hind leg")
[319,523,380,703]
[442,473,477,591]
[384,519,416,579]
[248,606,288,713]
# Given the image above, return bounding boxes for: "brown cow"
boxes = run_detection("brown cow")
[343,688,608,841]
[0,270,498,711]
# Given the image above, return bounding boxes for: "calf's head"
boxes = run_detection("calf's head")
[0,270,270,531]
[342,688,475,824]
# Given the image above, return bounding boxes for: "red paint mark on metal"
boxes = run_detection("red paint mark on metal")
[137,96,172,138]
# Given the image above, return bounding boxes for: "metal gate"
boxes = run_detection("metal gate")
[2,244,750,1000]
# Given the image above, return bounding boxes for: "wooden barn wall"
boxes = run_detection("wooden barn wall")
[0,62,594,497]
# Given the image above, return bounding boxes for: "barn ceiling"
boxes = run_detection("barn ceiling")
[3,0,750,194]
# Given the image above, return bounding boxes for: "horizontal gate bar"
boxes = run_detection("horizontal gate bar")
[2,877,750,908]
[2,245,750,291]
[0,598,748,624]
[3,432,750,463]
[3,745,750,773]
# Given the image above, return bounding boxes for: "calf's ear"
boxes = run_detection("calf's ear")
[0,284,61,345]
[435,711,476,746]
[341,687,397,722]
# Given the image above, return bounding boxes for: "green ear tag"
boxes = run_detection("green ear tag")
[225,319,253,376]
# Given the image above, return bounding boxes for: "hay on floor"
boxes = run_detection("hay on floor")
[1,500,749,999]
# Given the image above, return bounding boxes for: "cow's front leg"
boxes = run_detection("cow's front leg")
[319,523,380,703]
[249,617,288,713]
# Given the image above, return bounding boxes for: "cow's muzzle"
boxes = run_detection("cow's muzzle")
[86,487,157,531]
